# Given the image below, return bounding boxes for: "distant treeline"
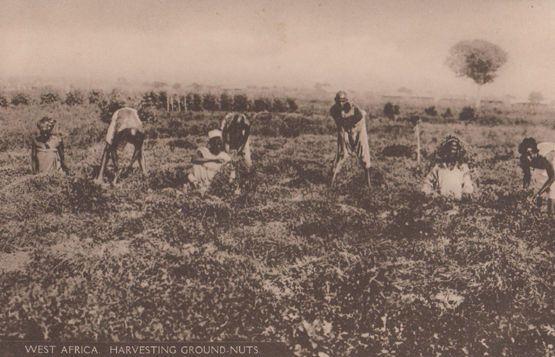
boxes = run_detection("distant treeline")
[0,89,299,114]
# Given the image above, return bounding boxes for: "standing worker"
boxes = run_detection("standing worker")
[329,91,372,189]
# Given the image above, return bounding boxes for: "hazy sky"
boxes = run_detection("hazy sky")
[1,0,553,99]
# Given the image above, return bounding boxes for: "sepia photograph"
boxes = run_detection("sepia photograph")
[0,0,554,355]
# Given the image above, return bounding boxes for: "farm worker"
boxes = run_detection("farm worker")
[220,112,252,168]
[329,90,372,188]
[30,116,69,175]
[518,137,555,213]
[422,135,474,199]
[105,107,144,146]
[186,129,232,194]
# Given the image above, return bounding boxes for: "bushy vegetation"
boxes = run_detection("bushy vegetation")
[0,96,553,356]
[65,89,85,106]
[384,102,400,119]
[424,105,438,116]
[11,92,31,106]
[459,106,476,121]
[88,89,105,105]
[0,94,8,108]
[40,90,61,105]
[98,91,127,123]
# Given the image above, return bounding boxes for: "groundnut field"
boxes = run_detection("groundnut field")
[0,100,553,356]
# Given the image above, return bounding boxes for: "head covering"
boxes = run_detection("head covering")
[518,137,538,155]
[335,90,348,103]
[37,116,56,131]
[208,129,222,139]
[437,135,467,163]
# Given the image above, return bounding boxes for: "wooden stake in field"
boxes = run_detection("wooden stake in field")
[409,114,421,166]
[416,119,421,166]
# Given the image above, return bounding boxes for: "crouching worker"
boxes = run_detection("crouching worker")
[31,116,69,175]
[221,112,252,168]
[422,135,474,199]
[518,138,555,214]
[185,129,232,195]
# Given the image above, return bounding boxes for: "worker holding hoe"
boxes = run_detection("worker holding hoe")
[329,90,372,189]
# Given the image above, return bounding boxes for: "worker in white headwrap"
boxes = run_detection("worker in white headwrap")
[186,129,232,194]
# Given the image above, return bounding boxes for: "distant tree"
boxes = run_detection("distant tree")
[443,108,453,118]
[446,39,508,108]
[286,97,298,112]
[152,81,168,89]
[65,89,84,106]
[11,93,30,106]
[0,94,8,108]
[88,89,105,105]
[191,83,202,92]
[191,93,202,111]
[140,91,161,109]
[398,87,412,95]
[459,106,475,122]
[202,93,219,111]
[156,91,168,110]
[172,83,182,91]
[253,98,271,112]
[383,102,400,119]
[314,82,330,92]
[185,94,193,111]
[98,96,126,123]
[424,106,438,116]
[40,91,61,104]
[219,92,233,111]
[233,94,249,112]
[116,77,129,86]
[137,96,157,122]
[528,91,544,104]
[271,98,287,112]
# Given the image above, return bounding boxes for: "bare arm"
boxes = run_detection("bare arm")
[422,166,439,195]
[344,106,364,128]
[461,165,474,195]
[58,139,70,174]
[237,125,250,153]
[535,158,554,197]
[30,139,38,174]
[520,156,531,189]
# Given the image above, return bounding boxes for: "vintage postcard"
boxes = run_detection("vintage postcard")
[0,0,553,356]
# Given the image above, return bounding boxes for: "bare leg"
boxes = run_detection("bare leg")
[242,139,252,169]
[109,149,120,185]
[95,144,111,183]
[535,196,543,210]
[138,143,147,177]
[365,167,372,189]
